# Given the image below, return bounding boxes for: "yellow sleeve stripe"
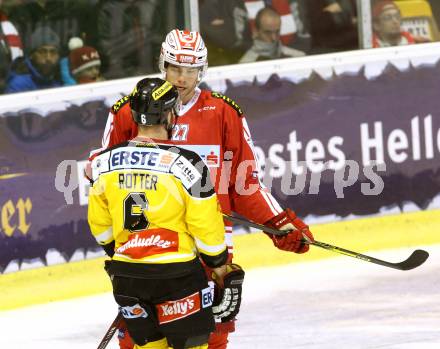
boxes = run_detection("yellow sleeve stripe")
[94,227,113,245]
[194,237,227,255]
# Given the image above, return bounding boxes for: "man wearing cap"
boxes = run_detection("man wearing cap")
[5,26,62,93]
[372,0,415,48]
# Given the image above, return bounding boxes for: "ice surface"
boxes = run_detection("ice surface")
[1,245,438,349]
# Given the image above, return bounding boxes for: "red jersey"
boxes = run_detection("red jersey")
[100,88,283,253]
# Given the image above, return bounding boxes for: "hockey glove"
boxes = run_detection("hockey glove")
[265,209,314,254]
[102,240,115,257]
[211,263,245,323]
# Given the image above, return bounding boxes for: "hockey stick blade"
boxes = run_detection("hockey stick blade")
[311,241,429,271]
[390,249,429,271]
[223,214,429,271]
[97,312,122,349]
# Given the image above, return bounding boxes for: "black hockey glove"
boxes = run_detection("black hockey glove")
[102,240,115,257]
[211,263,245,322]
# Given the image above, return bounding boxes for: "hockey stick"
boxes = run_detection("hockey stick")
[223,214,429,271]
[97,312,123,349]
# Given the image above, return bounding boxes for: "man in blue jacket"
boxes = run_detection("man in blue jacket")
[5,26,62,93]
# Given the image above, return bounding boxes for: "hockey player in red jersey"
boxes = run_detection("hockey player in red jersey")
[100,29,314,349]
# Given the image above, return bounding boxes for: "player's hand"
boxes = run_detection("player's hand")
[265,209,314,253]
[211,263,245,322]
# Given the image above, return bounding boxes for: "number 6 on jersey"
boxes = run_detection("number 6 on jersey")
[123,192,149,232]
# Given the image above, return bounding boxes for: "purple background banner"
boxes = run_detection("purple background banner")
[221,64,440,217]
[1,62,440,272]
[0,101,109,272]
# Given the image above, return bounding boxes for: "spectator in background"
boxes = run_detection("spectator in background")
[242,0,312,53]
[96,0,160,79]
[240,6,305,63]
[307,0,358,53]
[0,0,23,93]
[199,0,311,66]
[8,0,95,56]
[372,0,415,48]
[199,0,251,66]
[288,0,312,53]
[5,26,62,93]
[244,0,296,46]
[427,0,440,31]
[60,37,103,85]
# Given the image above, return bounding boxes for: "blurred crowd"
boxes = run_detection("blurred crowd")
[0,0,170,94]
[200,0,359,65]
[0,0,438,95]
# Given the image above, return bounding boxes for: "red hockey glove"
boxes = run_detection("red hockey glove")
[211,263,245,323]
[265,209,314,254]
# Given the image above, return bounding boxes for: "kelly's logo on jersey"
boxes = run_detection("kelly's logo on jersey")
[157,292,201,324]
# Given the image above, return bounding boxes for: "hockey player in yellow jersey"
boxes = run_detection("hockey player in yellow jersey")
[88,78,244,349]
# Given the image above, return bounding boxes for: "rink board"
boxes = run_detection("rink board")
[0,209,439,311]
[2,43,440,275]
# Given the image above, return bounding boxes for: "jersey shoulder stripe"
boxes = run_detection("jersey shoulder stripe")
[154,143,205,164]
[111,94,130,113]
[211,91,243,116]
[156,143,215,199]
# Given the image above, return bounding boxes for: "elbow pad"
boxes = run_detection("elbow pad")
[200,249,228,268]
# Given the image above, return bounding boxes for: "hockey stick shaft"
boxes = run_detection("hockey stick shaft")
[97,312,123,349]
[223,214,428,271]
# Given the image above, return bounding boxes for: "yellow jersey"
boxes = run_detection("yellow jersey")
[88,140,227,268]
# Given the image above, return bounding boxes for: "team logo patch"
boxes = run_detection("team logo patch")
[177,54,195,64]
[152,81,173,100]
[201,286,213,308]
[170,156,201,189]
[159,152,177,166]
[156,292,201,324]
[110,147,160,170]
[197,106,216,112]
[206,151,219,167]
[177,145,221,168]
[117,328,125,339]
[120,304,148,319]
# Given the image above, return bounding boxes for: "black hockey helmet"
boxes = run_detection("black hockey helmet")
[130,78,179,129]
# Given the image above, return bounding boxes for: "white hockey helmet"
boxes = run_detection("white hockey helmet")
[159,29,208,82]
